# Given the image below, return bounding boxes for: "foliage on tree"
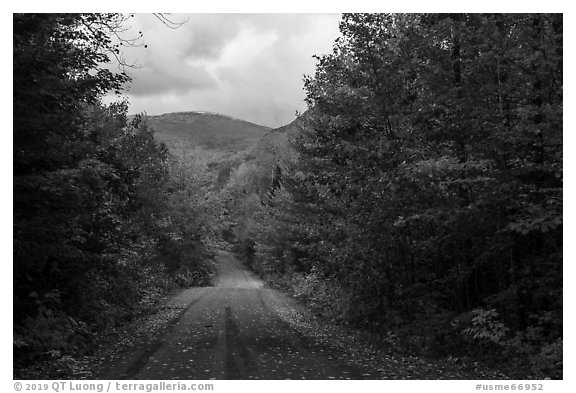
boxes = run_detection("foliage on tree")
[236,13,562,378]
[13,14,214,377]
[14,14,131,174]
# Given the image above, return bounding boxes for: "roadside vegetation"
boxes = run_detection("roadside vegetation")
[227,14,563,379]
[13,14,218,378]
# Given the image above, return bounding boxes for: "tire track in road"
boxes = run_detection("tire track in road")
[100,251,372,380]
[99,288,211,379]
[120,298,202,378]
[224,304,259,379]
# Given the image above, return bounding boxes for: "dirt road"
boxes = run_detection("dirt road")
[100,251,370,379]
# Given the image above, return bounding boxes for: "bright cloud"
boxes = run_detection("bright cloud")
[106,13,341,128]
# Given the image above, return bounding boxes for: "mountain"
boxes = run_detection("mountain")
[145,110,309,192]
[147,111,271,156]
[219,112,311,197]
[248,110,309,167]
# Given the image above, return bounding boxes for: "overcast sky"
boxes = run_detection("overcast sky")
[110,14,341,128]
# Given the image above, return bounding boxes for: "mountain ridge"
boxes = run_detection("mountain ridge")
[152,110,272,129]
[146,110,271,155]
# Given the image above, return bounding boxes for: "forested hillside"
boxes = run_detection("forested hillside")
[229,14,563,378]
[147,111,271,192]
[148,111,269,154]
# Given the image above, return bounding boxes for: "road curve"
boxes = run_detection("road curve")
[100,251,370,380]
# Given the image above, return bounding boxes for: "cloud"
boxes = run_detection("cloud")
[113,13,341,128]
[181,15,245,61]
[127,62,217,96]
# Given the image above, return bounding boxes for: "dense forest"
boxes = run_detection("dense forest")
[13,14,220,377]
[227,14,563,378]
[14,13,562,379]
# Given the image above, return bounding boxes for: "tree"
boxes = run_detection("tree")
[13,14,131,174]
[250,13,562,376]
[13,14,214,377]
